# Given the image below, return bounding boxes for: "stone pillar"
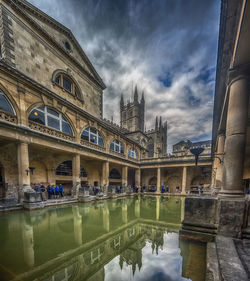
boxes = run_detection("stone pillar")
[157,167,161,192]
[72,154,81,198]
[215,133,225,188]
[102,161,109,194]
[181,166,187,194]
[135,168,141,187]
[18,142,30,188]
[122,166,128,187]
[220,75,249,196]
[156,196,160,221]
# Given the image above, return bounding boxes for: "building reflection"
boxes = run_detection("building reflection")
[0,196,205,281]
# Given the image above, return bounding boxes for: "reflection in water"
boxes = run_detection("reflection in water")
[0,196,206,281]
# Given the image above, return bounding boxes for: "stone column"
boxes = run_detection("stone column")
[220,75,249,196]
[18,142,30,188]
[181,166,187,194]
[122,166,128,187]
[135,168,141,187]
[102,161,109,194]
[157,167,161,192]
[72,154,81,197]
[215,133,225,188]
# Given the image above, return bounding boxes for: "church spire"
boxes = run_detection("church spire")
[141,91,145,104]
[159,116,162,128]
[155,116,158,131]
[120,94,124,108]
[134,85,138,103]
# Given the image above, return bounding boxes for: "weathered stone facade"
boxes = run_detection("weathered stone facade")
[0,0,211,201]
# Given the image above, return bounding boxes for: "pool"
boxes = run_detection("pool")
[0,196,206,281]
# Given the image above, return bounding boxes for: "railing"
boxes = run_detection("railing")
[109,150,126,158]
[141,154,212,163]
[0,110,17,124]
[80,139,106,152]
[28,120,75,142]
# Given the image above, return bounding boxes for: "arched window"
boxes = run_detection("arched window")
[0,92,15,114]
[56,160,87,177]
[109,169,121,179]
[128,148,137,159]
[110,140,124,154]
[29,106,73,135]
[81,127,104,147]
[54,72,82,101]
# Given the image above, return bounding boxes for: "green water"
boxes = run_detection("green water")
[0,196,206,281]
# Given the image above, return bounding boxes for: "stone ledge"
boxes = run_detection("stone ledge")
[206,242,221,281]
[216,236,248,281]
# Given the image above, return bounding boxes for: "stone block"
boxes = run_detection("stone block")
[217,198,246,238]
[23,191,41,203]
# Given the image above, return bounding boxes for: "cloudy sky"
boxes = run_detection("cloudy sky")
[29,0,220,150]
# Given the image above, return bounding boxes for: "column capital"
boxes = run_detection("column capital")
[228,63,250,86]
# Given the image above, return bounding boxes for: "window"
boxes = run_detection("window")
[110,140,124,154]
[65,41,71,51]
[0,93,15,114]
[29,106,73,135]
[81,127,104,147]
[128,148,137,159]
[54,72,82,101]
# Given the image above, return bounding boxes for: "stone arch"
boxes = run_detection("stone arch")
[109,168,121,179]
[52,69,83,101]
[165,175,181,193]
[0,83,20,122]
[191,175,204,186]
[149,176,157,185]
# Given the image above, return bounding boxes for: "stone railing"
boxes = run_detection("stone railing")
[109,150,126,158]
[0,110,17,124]
[28,120,75,142]
[80,139,106,152]
[140,154,212,163]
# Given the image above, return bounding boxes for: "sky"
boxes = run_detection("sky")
[28,0,220,150]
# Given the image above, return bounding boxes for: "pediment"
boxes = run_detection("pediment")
[10,0,105,89]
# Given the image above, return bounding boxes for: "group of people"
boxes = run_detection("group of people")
[33,183,64,200]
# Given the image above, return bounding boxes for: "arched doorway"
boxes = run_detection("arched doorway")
[149,176,157,185]
[109,168,122,187]
[0,162,5,198]
[165,176,181,193]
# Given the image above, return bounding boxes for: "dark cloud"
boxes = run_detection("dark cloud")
[28,0,220,150]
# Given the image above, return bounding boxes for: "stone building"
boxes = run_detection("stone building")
[120,87,167,158]
[0,0,211,201]
[173,140,211,158]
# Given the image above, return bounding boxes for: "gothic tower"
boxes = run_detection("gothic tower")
[120,86,145,132]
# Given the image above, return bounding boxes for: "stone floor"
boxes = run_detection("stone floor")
[206,236,250,281]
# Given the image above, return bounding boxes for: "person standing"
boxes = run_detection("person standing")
[59,184,64,197]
